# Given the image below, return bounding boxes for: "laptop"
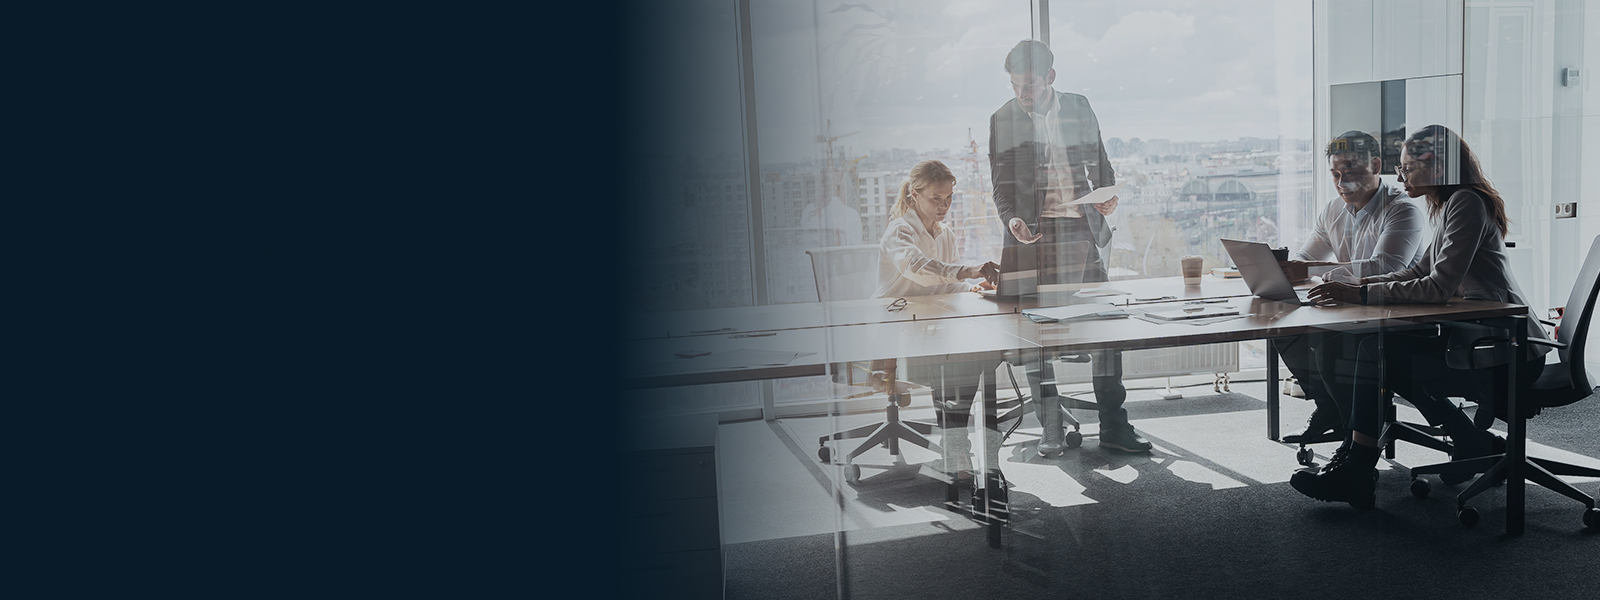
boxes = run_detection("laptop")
[985,240,1094,300]
[990,243,1038,298]
[1219,238,1317,306]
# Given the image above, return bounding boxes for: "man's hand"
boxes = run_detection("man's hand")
[1008,218,1043,244]
[1279,260,1309,283]
[1094,195,1119,216]
[1307,280,1363,304]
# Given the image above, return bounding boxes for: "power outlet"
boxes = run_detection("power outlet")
[1555,203,1577,219]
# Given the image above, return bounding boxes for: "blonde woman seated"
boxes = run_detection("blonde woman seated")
[873,159,999,477]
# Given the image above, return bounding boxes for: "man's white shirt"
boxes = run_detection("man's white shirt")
[1292,179,1426,281]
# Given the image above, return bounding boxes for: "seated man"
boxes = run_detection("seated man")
[1276,130,1426,443]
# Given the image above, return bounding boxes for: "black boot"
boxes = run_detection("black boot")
[1283,396,1345,444]
[1439,419,1505,485]
[1291,439,1379,509]
[1317,437,1380,482]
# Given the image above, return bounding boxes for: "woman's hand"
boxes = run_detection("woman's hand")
[979,261,1000,286]
[1307,280,1363,304]
[960,261,1002,283]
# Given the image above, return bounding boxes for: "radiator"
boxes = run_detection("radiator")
[1051,342,1240,384]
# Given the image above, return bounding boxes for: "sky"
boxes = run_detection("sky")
[749,0,1315,165]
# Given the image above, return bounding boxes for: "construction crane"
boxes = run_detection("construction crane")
[817,119,859,172]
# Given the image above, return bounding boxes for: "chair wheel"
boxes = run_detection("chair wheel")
[1458,506,1480,528]
[844,463,861,484]
[1296,447,1314,466]
[1584,508,1599,530]
[1410,478,1431,499]
[818,446,831,463]
[1065,431,1083,448]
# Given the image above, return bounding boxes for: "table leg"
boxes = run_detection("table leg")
[1506,315,1526,535]
[983,372,1002,549]
[1267,339,1279,441]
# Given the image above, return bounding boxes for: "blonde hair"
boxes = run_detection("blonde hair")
[890,159,957,220]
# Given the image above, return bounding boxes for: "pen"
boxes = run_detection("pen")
[729,332,777,338]
[1185,298,1230,305]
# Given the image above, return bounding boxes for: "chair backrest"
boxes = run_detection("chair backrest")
[805,245,880,302]
[1554,234,1600,393]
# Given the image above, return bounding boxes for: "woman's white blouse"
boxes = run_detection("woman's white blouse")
[873,207,980,299]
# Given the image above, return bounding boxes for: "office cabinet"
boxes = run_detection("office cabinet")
[619,413,722,599]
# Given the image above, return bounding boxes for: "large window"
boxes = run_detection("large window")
[749,0,1313,305]
[621,0,1316,415]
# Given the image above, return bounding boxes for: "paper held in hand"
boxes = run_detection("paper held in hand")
[1041,182,1125,217]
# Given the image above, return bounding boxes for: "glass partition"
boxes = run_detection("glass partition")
[617,2,1600,597]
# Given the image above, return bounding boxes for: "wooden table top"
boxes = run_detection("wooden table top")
[621,275,1259,341]
[621,286,1529,389]
[987,296,1531,354]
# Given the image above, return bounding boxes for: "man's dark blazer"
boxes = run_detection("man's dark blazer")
[989,90,1115,253]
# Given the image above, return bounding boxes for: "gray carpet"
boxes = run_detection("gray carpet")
[724,391,1600,599]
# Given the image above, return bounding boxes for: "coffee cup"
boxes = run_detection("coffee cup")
[1181,255,1204,285]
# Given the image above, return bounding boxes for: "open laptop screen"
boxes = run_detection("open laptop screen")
[995,240,1094,298]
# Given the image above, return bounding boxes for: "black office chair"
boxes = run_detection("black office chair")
[1408,234,1600,530]
[1284,331,1470,468]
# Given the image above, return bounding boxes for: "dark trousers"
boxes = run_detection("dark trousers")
[1273,333,1355,421]
[1038,351,1129,428]
[1034,215,1125,425]
[1347,332,1542,439]
[1035,215,1108,284]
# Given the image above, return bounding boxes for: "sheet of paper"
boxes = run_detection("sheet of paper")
[1036,184,1126,219]
[1134,313,1247,327]
[1022,303,1126,323]
[1073,287,1129,298]
[1061,182,1126,206]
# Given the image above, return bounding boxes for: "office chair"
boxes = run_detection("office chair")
[804,245,940,484]
[997,354,1095,450]
[1408,234,1600,530]
[1284,331,1461,468]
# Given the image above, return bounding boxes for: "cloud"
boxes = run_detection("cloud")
[923,19,1021,84]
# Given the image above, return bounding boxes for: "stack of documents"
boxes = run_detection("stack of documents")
[1021,304,1130,323]
[1143,304,1240,321]
[1211,267,1241,278]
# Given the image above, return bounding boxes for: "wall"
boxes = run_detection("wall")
[1318,0,1600,357]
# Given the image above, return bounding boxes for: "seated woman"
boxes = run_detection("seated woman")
[873,159,999,477]
[1292,124,1552,508]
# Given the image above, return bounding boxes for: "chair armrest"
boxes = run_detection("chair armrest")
[1529,338,1568,349]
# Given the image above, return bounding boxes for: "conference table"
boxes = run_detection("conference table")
[621,275,1536,536]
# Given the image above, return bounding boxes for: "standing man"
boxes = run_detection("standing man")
[990,39,1150,456]
[1276,130,1426,445]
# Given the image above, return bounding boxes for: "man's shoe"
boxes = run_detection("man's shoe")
[1439,430,1506,485]
[1282,401,1344,444]
[1036,437,1065,458]
[1291,442,1379,509]
[1099,424,1152,453]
